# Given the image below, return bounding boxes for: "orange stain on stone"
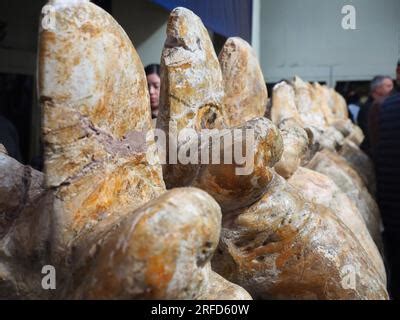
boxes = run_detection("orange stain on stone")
[145,254,175,297]
[73,167,126,229]
[81,23,101,37]
[73,56,80,66]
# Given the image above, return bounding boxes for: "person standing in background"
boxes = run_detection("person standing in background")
[357,76,394,156]
[375,92,400,300]
[395,60,400,92]
[145,64,161,120]
[367,76,395,160]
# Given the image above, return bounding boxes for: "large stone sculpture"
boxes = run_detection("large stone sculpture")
[155,7,387,300]
[212,173,388,299]
[338,139,376,196]
[65,187,251,300]
[219,37,268,127]
[0,0,251,300]
[0,1,387,301]
[157,7,283,212]
[288,167,385,283]
[271,82,310,178]
[275,76,363,155]
[157,7,226,136]
[268,77,383,252]
[306,150,383,250]
[0,150,47,299]
[0,151,251,299]
[39,0,165,263]
[292,76,327,128]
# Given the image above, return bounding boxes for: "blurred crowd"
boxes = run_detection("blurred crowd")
[344,60,400,300]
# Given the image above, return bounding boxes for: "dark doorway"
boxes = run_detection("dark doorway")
[212,32,227,56]
[93,0,112,14]
[0,73,33,165]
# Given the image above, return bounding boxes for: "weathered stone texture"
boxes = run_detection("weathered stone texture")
[219,37,268,127]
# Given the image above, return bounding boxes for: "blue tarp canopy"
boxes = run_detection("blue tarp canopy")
[150,0,253,42]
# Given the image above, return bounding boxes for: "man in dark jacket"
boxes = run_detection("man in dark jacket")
[0,114,21,162]
[395,62,400,92]
[376,93,400,299]
[358,76,394,156]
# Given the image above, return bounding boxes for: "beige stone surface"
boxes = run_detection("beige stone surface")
[288,167,385,284]
[155,9,387,300]
[0,153,44,238]
[0,156,251,299]
[310,82,336,125]
[64,188,251,299]
[269,79,351,172]
[198,264,252,300]
[191,117,283,212]
[292,76,327,128]
[0,152,50,299]
[306,150,383,250]
[219,37,268,127]
[346,125,365,146]
[274,77,352,155]
[0,144,7,155]
[157,7,226,189]
[156,116,283,212]
[157,7,225,135]
[274,119,309,179]
[331,119,364,147]
[38,0,166,259]
[328,88,349,121]
[339,139,376,195]
[271,82,310,178]
[270,81,302,125]
[0,1,388,301]
[0,1,254,301]
[212,173,388,300]
[157,8,284,212]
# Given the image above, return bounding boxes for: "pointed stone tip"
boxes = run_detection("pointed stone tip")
[0,144,8,155]
[48,0,89,3]
[226,37,249,46]
[292,75,308,87]
[169,6,203,26]
[273,80,292,91]
[168,7,195,27]
[223,37,254,57]
[165,6,210,53]
[46,0,90,9]
[171,6,195,16]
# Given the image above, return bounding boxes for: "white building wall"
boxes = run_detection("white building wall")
[259,0,400,85]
